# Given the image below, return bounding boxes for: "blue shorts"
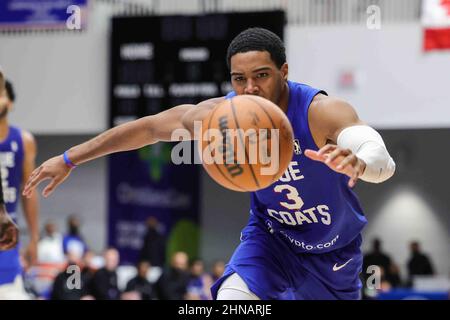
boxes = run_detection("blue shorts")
[211,215,363,300]
[0,245,22,286]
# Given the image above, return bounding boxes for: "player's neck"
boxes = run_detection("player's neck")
[0,117,9,141]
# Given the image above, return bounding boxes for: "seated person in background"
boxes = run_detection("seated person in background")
[155,251,190,300]
[210,260,225,283]
[50,249,90,300]
[124,260,156,300]
[139,217,166,267]
[37,221,65,264]
[90,247,121,300]
[186,259,213,300]
[80,250,100,297]
[63,215,88,258]
[363,238,392,278]
[407,241,435,287]
[386,263,403,288]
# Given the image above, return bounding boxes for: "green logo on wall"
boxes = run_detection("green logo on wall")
[167,219,200,262]
[138,143,172,182]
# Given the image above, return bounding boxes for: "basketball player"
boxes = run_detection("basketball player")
[0,74,39,299]
[23,28,395,300]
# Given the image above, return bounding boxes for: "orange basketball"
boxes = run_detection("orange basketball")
[199,95,294,192]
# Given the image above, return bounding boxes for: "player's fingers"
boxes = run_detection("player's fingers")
[348,179,355,188]
[325,148,350,165]
[23,172,38,196]
[42,176,63,198]
[25,166,43,188]
[317,144,336,156]
[23,169,48,197]
[304,149,327,162]
[336,154,357,171]
[348,167,361,188]
[29,166,42,180]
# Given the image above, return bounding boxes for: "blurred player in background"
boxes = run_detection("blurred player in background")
[23,28,395,300]
[0,72,39,300]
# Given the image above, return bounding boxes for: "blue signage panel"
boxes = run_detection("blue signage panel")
[0,0,88,30]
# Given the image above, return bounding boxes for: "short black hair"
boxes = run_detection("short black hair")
[5,80,15,102]
[226,27,286,69]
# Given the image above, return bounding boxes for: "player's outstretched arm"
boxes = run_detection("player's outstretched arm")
[304,96,395,187]
[23,97,224,198]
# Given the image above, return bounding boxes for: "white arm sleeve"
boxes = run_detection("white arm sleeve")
[337,125,396,183]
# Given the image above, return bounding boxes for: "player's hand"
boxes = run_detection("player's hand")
[22,155,72,198]
[304,144,366,188]
[25,240,38,265]
[0,208,19,251]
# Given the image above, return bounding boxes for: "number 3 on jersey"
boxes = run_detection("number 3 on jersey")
[274,184,304,210]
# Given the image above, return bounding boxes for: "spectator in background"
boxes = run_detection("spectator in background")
[90,247,121,300]
[139,217,166,267]
[80,250,99,297]
[386,263,403,288]
[155,251,190,300]
[361,238,393,299]
[363,238,392,279]
[124,260,156,300]
[210,260,225,282]
[63,215,88,258]
[186,259,213,300]
[50,249,89,300]
[37,221,65,264]
[407,241,435,287]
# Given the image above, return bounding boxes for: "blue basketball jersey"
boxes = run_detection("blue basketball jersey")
[0,126,25,285]
[227,81,367,254]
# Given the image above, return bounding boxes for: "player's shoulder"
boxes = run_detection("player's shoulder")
[20,128,35,142]
[19,128,37,150]
[309,95,360,141]
[286,79,356,117]
[288,81,328,104]
[288,80,321,90]
[310,95,356,118]
[181,96,226,133]
[198,96,226,107]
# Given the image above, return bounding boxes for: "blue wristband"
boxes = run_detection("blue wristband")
[63,151,77,168]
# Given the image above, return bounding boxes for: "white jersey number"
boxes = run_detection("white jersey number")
[274,184,304,210]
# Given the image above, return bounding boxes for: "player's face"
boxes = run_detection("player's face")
[0,89,11,119]
[230,51,288,105]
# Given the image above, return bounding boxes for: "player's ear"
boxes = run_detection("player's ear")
[280,63,288,81]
